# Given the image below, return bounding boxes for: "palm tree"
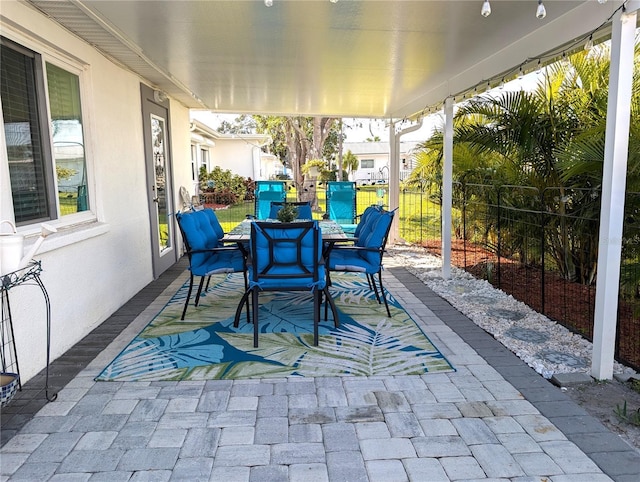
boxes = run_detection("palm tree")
[410,42,640,285]
[342,150,359,180]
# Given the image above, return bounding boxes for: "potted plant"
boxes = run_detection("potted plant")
[0,372,19,408]
[276,203,298,223]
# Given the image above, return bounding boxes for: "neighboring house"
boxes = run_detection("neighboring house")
[189,119,276,196]
[344,141,420,185]
[0,3,194,382]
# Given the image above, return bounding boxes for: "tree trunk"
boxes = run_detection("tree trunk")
[290,117,336,211]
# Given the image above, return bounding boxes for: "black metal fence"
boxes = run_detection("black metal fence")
[446,182,640,372]
[205,181,640,371]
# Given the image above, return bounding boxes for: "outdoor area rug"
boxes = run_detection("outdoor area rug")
[95,272,454,381]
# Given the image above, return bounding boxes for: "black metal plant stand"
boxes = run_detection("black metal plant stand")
[1,260,57,403]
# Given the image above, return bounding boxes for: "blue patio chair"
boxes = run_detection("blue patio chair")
[326,181,357,234]
[328,208,396,317]
[269,201,313,220]
[353,205,383,239]
[253,181,286,219]
[176,209,247,320]
[233,221,339,347]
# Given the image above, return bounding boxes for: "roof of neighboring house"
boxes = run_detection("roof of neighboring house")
[190,119,272,147]
[343,141,421,156]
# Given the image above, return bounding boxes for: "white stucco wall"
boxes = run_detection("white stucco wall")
[1,2,191,382]
[210,139,259,179]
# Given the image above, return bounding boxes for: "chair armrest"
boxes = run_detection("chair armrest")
[333,236,358,243]
[187,246,244,255]
[329,245,381,253]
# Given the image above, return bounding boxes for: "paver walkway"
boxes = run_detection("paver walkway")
[1,256,639,481]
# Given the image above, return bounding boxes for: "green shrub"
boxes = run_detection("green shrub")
[199,166,251,205]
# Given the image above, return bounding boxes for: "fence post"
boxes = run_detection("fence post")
[540,188,546,314]
[496,186,502,288]
[461,182,467,270]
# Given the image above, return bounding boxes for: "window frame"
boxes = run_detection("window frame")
[360,159,375,169]
[1,34,95,231]
[200,147,210,172]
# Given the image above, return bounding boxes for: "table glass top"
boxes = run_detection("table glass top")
[225,219,345,238]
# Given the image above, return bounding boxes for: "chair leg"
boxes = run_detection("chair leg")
[369,273,382,304]
[377,270,391,317]
[194,277,206,307]
[243,270,250,324]
[181,274,195,320]
[313,290,320,346]
[204,275,212,293]
[324,287,340,327]
[366,273,375,291]
[233,289,251,328]
[252,288,260,348]
[323,289,328,321]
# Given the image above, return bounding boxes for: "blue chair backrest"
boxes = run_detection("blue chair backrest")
[354,205,382,239]
[326,181,356,224]
[357,209,395,265]
[249,221,323,289]
[176,210,222,268]
[255,181,286,219]
[269,202,313,220]
[201,208,224,244]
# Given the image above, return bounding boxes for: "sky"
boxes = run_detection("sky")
[190,111,439,143]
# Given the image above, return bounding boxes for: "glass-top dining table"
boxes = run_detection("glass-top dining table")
[222,219,347,330]
[221,219,350,245]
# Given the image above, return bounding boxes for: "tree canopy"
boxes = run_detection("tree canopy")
[407,42,640,286]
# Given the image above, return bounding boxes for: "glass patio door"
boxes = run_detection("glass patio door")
[141,84,177,278]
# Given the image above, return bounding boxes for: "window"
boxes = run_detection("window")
[1,37,89,225]
[190,144,197,181]
[201,148,210,172]
[360,159,374,169]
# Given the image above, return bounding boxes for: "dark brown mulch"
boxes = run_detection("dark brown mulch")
[202,203,230,210]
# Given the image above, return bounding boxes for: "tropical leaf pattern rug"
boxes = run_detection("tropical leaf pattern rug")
[96,272,454,381]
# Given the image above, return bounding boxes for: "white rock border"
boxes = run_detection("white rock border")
[387,245,637,379]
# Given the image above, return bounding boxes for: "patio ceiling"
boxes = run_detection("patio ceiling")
[26,0,625,120]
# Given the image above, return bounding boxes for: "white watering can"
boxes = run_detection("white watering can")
[0,220,57,276]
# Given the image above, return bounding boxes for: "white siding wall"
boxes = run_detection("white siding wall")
[351,154,389,184]
[210,140,258,179]
[1,2,191,382]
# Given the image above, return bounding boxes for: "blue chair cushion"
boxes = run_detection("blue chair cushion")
[178,210,219,252]
[201,208,224,243]
[360,209,393,246]
[268,202,313,220]
[194,248,245,277]
[328,248,378,274]
[177,210,245,276]
[250,221,325,290]
[360,210,394,264]
[354,205,382,239]
[329,208,395,272]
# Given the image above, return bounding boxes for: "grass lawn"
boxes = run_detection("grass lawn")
[212,187,444,245]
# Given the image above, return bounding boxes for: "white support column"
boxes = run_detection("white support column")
[388,119,423,244]
[591,6,636,380]
[441,97,454,279]
[388,124,399,243]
